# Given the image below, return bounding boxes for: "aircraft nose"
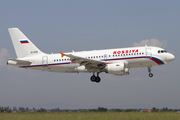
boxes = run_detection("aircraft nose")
[166,53,175,63]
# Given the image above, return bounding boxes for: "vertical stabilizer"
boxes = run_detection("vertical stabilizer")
[8,28,44,58]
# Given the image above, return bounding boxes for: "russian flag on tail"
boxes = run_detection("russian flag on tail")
[20,40,29,44]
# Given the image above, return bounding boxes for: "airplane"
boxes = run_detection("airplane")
[7,28,175,83]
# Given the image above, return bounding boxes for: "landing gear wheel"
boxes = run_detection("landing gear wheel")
[90,72,101,83]
[95,77,101,83]
[149,73,153,77]
[90,75,96,82]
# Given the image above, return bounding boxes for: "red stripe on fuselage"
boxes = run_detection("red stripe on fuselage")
[21,57,163,68]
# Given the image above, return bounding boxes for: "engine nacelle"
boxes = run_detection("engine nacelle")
[105,63,130,75]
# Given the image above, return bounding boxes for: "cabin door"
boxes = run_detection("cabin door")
[104,54,107,61]
[42,56,48,66]
[146,48,152,58]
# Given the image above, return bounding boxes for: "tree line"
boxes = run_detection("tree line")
[0,106,178,113]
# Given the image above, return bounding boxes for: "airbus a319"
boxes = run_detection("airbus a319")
[7,28,175,83]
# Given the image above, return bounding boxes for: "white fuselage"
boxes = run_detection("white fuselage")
[17,46,174,74]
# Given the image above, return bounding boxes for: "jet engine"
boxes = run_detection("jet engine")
[104,62,130,75]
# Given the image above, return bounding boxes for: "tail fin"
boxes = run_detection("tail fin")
[8,28,44,58]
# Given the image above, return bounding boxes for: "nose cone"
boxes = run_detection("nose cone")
[166,53,175,63]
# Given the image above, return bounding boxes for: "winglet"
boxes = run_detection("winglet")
[60,52,66,57]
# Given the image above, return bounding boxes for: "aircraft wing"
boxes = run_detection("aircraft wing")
[60,52,106,70]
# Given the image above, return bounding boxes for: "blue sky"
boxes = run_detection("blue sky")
[0,0,179,109]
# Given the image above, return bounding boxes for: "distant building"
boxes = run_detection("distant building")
[141,109,151,112]
[30,110,37,112]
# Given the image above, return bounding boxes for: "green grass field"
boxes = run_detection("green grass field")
[0,112,180,120]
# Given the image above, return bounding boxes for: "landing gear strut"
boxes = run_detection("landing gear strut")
[148,67,153,77]
[90,72,101,83]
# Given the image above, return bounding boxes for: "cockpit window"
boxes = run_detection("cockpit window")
[158,50,167,53]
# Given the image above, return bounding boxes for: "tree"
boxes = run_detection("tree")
[19,107,25,112]
[151,107,159,112]
[1,107,7,113]
[89,109,97,112]
[162,107,175,112]
[26,107,29,112]
[13,107,17,111]
[0,107,11,113]
[64,109,69,112]
[114,109,122,112]
[97,107,107,112]
[37,108,45,112]
[124,109,136,112]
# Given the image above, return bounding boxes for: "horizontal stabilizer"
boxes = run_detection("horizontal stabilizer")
[7,58,31,66]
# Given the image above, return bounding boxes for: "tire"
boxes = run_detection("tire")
[149,73,153,77]
[95,77,101,83]
[90,75,96,82]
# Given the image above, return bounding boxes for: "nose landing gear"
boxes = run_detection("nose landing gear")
[148,67,153,77]
[149,73,153,77]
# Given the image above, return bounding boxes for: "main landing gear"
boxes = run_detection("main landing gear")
[148,67,153,77]
[90,72,101,83]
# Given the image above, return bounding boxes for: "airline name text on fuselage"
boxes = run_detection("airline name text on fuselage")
[113,49,139,54]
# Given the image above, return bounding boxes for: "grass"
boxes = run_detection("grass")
[0,112,180,120]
